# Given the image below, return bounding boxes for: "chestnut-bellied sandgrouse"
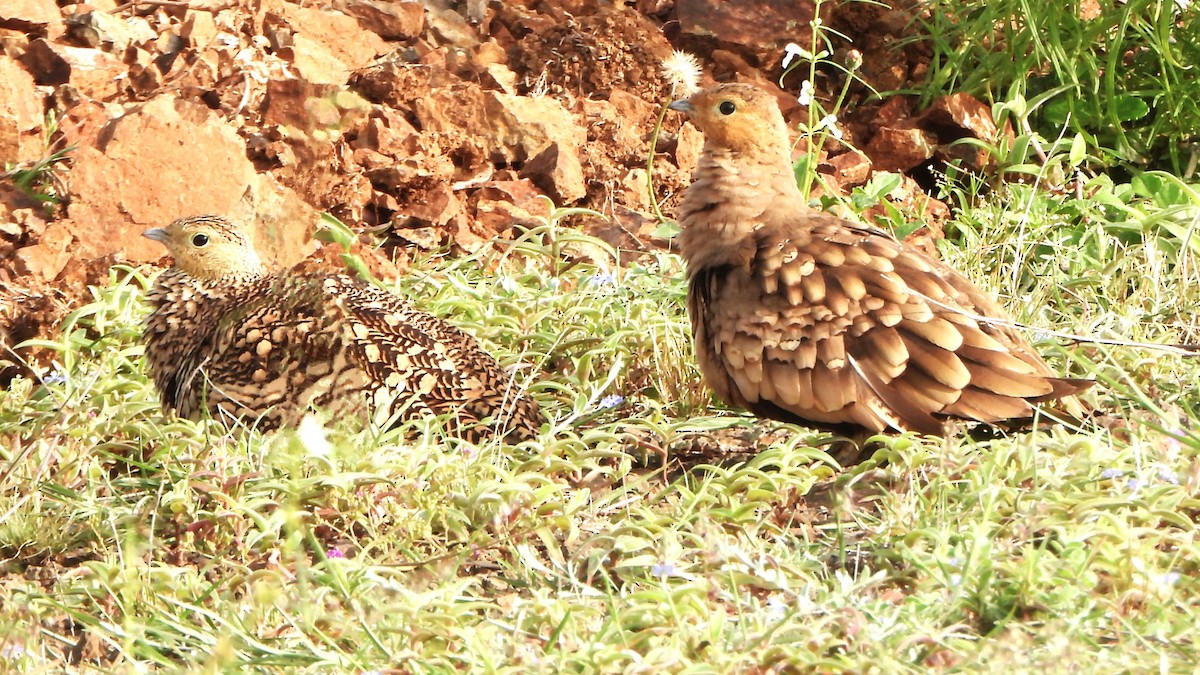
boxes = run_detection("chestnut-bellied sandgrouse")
[142,215,542,442]
[668,84,1091,442]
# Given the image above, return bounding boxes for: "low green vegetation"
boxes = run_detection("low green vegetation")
[2,166,1200,670]
[4,2,1200,671]
[912,0,1200,175]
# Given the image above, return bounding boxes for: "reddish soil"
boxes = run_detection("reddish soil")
[0,0,995,382]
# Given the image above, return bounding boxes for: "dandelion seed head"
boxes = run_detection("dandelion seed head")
[661,50,702,97]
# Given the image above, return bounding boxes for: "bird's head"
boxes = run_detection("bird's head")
[143,215,267,281]
[668,83,793,161]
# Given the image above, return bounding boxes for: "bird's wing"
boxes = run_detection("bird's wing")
[198,278,358,425]
[693,212,1089,434]
[318,276,541,439]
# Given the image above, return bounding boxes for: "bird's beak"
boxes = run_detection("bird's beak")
[142,227,169,243]
[667,99,694,114]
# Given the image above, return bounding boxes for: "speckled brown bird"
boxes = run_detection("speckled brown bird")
[142,215,542,442]
[669,83,1090,443]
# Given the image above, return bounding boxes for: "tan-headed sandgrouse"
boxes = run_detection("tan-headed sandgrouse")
[668,83,1091,444]
[142,215,542,442]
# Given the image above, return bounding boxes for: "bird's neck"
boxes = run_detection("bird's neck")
[677,145,803,272]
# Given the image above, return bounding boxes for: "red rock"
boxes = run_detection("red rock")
[918,93,1000,142]
[0,0,63,37]
[398,183,461,226]
[14,220,73,281]
[481,63,517,94]
[354,109,418,157]
[674,122,705,174]
[825,149,872,188]
[865,126,935,172]
[336,0,425,40]
[56,98,111,150]
[274,5,389,85]
[872,96,913,128]
[263,77,343,131]
[711,48,760,82]
[351,146,392,171]
[0,56,43,165]
[483,92,585,162]
[520,141,587,205]
[21,38,126,100]
[916,92,1012,170]
[64,95,314,265]
[607,90,656,143]
[474,197,541,238]
[425,6,479,48]
[477,178,547,215]
[583,204,660,256]
[64,11,157,52]
[677,0,816,48]
[614,168,652,212]
[181,10,218,48]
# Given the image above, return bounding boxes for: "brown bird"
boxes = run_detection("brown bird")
[142,214,542,442]
[669,83,1090,447]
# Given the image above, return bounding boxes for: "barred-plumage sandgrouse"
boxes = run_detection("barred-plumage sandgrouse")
[142,215,542,442]
[669,83,1090,440]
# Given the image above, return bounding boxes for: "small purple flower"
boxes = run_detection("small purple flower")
[766,595,788,617]
[589,271,618,287]
[1160,571,1182,586]
[1126,478,1143,491]
[326,549,345,559]
[1157,467,1180,485]
[1100,468,1124,480]
[651,561,678,578]
[42,370,67,385]
[598,394,625,409]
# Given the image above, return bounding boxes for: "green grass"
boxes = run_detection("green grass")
[2,178,1200,672]
[909,0,1200,174]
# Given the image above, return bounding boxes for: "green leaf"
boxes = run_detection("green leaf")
[1131,172,1199,208]
[1068,133,1087,167]
[1111,95,1151,123]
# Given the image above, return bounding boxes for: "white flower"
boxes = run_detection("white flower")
[661,50,702,97]
[297,414,332,457]
[797,79,814,106]
[818,114,843,139]
[782,43,807,70]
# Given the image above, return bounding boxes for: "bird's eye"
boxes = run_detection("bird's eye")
[719,101,737,115]
[191,233,210,247]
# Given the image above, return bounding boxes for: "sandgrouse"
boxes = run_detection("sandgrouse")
[142,215,542,442]
[669,84,1090,442]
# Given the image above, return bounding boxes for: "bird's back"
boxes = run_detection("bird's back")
[144,269,541,441]
[686,208,1091,436]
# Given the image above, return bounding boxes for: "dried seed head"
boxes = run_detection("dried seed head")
[661,50,702,97]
